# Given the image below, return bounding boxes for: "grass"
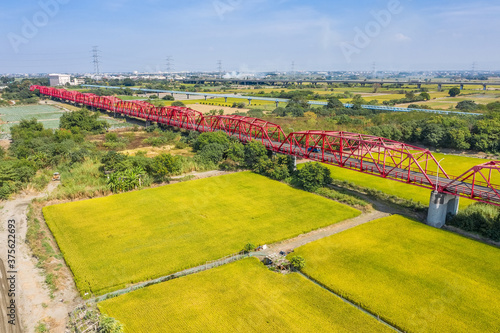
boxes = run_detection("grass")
[293,215,500,333]
[299,152,491,209]
[98,258,391,333]
[43,172,360,295]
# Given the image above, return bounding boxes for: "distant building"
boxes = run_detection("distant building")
[49,74,71,86]
[49,74,85,86]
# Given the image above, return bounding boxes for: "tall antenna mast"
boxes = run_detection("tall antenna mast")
[92,46,101,75]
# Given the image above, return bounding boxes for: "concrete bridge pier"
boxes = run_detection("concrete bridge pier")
[483,84,487,91]
[437,84,442,92]
[460,84,464,90]
[426,191,459,228]
[224,97,228,103]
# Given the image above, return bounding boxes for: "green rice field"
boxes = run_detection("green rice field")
[98,258,391,333]
[43,172,360,295]
[293,215,500,333]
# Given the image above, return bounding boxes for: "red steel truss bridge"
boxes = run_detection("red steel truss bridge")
[30,85,500,207]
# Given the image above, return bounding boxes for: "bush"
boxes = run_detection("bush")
[290,256,306,271]
[60,108,109,134]
[196,143,226,164]
[244,140,268,168]
[194,131,230,151]
[148,153,182,181]
[448,203,500,241]
[294,163,332,192]
[171,101,185,107]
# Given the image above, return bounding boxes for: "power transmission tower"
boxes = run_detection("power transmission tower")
[291,61,295,78]
[372,62,376,78]
[92,46,101,75]
[166,56,174,78]
[217,60,223,79]
[472,62,477,76]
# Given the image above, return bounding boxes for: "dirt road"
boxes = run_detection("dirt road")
[0,184,78,333]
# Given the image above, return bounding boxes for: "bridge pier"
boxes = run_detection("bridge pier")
[483,84,487,91]
[417,84,422,89]
[225,97,228,103]
[186,94,190,99]
[275,101,279,107]
[248,99,252,105]
[437,84,442,92]
[426,191,459,228]
[460,84,464,90]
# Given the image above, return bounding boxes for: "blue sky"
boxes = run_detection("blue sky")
[1,0,499,73]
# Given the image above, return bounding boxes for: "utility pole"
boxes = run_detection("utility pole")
[92,46,101,75]
[217,60,223,79]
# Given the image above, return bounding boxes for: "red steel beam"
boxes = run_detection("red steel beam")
[29,85,500,206]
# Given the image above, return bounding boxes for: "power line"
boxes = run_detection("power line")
[92,46,101,75]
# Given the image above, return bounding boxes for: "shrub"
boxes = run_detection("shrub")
[294,163,332,192]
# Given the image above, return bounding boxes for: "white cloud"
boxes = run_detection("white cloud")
[395,33,411,42]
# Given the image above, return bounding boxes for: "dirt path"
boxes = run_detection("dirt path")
[258,210,390,256]
[0,183,78,333]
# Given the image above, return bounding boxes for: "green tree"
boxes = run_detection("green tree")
[194,131,230,151]
[244,140,268,168]
[456,100,478,112]
[326,97,344,109]
[448,87,461,97]
[171,101,186,107]
[197,143,226,164]
[148,153,181,181]
[290,256,306,271]
[122,78,134,86]
[243,243,256,253]
[59,108,109,134]
[99,315,124,333]
[295,163,332,192]
[420,92,431,100]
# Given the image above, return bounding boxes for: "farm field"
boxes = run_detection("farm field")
[43,172,360,295]
[300,152,490,208]
[293,215,500,333]
[98,258,391,333]
[0,105,132,133]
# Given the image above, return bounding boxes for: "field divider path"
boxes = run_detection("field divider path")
[88,209,388,305]
[258,209,390,256]
[297,272,403,333]
[89,253,250,304]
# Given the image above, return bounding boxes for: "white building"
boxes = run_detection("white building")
[49,74,71,86]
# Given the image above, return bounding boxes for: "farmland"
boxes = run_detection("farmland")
[43,172,360,295]
[293,215,500,333]
[98,258,391,333]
